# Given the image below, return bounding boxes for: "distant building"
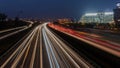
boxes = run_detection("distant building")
[113,3,120,28]
[57,18,72,24]
[79,12,113,23]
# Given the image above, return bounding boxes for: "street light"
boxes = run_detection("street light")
[116,3,120,8]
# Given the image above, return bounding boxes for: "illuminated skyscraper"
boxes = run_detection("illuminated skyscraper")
[113,2,120,28]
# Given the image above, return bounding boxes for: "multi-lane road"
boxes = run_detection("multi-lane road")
[0,23,93,68]
[48,23,120,67]
[0,21,33,55]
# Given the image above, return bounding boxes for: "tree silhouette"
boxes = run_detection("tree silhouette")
[0,13,7,22]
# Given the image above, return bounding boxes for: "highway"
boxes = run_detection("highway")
[0,24,32,40]
[0,22,33,55]
[0,26,26,40]
[76,28,120,44]
[48,23,120,67]
[0,23,93,68]
[48,24,120,57]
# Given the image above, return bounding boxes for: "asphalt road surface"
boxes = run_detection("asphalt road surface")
[0,23,93,68]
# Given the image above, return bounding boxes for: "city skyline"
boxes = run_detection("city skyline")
[0,0,119,19]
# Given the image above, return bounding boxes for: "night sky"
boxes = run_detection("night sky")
[0,0,119,19]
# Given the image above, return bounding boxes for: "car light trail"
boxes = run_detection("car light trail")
[48,23,120,57]
[0,23,93,68]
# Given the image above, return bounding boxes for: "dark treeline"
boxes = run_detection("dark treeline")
[0,13,29,30]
